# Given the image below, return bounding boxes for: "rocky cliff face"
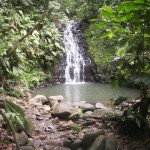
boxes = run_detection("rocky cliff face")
[55,20,96,84]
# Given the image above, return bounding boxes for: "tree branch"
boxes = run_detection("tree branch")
[6,0,49,57]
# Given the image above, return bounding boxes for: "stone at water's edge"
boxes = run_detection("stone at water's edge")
[92,108,115,119]
[48,95,64,107]
[80,103,95,112]
[95,102,108,109]
[48,95,64,101]
[51,101,79,119]
[28,95,47,104]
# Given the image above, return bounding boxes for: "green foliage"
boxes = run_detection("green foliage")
[112,96,128,105]
[120,105,149,136]
[83,0,150,132]
[2,100,32,133]
[85,0,150,87]
[20,68,46,89]
[0,80,23,98]
[71,123,81,133]
[0,0,65,91]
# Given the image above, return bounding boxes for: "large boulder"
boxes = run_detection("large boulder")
[51,101,79,119]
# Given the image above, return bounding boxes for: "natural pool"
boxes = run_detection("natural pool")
[32,82,140,104]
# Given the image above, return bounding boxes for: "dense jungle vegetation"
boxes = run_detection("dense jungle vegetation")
[0,0,149,95]
[0,0,150,149]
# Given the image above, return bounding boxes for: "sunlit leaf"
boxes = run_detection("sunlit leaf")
[101,6,113,13]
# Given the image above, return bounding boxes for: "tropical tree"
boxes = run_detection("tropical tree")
[0,0,65,93]
[86,0,150,131]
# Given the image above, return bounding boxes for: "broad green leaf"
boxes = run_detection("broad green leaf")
[144,34,150,37]
[51,51,57,56]
[5,100,25,116]
[117,3,127,12]
[101,6,113,13]
[120,13,133,21]
[108,32,114,39]
[116,49,126,57]
[55,42,61,49]
[100,11,113,18]
[95,23,106,29]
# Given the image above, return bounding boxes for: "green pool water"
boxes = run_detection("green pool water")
[32,82,140,104]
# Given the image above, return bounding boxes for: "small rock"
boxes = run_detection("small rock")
[20,145,34,150]
[36,116,43,120]
[70,139,82,150]
[67,120,74,127]
[48,139,62,146]
[17,131,29,146]
[45,126,54,132]
[81,129,105,148]
[51,117,60,124]
[43,105,51,111]
[44,145,54,150]
[95,103,107,109]
[29,95,47,104]
[48,95,64,107]
[78,132,84,139]
[114,110,123,117]
[88,135,105,150]
[105,136,118,150]
[39,134,47,140]
[92,109,114,119]
[80,103,95,112]
[82,111,93,118]
[73,101,86,107]
[63,139,72,147]
[35,129,41,134]
[68,134,77,141]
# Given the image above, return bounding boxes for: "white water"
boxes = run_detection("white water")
[63,20,85,83]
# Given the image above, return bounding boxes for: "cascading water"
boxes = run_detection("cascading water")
[63,20,85,83]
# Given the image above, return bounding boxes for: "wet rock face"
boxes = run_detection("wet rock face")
[56,20,96,83]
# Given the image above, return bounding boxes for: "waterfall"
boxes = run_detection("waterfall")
[63,20,85,83]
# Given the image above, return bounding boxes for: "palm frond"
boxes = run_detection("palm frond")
[4,100,25,116]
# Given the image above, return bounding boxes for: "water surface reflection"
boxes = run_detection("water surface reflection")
[33,83,140,104]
